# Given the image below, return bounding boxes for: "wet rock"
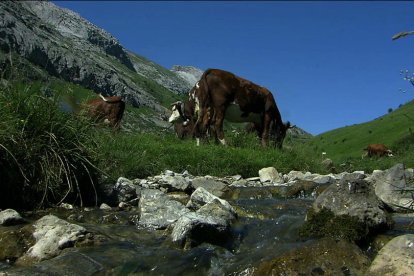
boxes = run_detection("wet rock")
[313,175,389,229]
[253,238,370,275]
[171,200,236,249]
[259,167,283,184]
[373,163,414,212]
[284,171,306,182]
[368,234,414,275]
[99,203,111,210]
[191,177,229,197]
[20,215,88,262]
[113,177,138,204]
[160,175,192,193]
[166,192,190,206]
[186,187,234,214]
[0,229,30,262]
[138,189,190,229]
[4,251,104,275]
[0,209,25,226]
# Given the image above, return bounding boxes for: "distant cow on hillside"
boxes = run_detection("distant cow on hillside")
[364,144,393,157]
[82,94,125,130]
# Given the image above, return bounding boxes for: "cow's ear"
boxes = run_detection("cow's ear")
[170,101,182,107]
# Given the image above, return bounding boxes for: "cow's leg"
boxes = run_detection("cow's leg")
[261,114,271,147]
[214,109,226,145]
[193,107,209,146]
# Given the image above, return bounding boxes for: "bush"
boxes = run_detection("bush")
[0,82,99,210]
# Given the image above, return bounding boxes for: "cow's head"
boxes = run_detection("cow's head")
[272,121,292,149]
[169,101,184,123]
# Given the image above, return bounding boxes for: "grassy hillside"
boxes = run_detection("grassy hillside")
[308,99,414,168]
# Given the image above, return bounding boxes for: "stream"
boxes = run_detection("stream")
[1,190,413,275]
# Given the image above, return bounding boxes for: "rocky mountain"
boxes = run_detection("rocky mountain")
[0,0,195,128]
[0,1,311,138]
[171,65,204,88]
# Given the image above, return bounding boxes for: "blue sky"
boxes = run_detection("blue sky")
[53,1,414,135]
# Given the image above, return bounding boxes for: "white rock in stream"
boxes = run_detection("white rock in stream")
[26,215,87,261]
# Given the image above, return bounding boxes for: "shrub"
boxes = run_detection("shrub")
[0,82,99,210]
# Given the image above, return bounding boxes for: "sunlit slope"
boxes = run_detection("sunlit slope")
[308,99,414,160]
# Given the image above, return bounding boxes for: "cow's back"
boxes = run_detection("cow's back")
[83,95,125,128]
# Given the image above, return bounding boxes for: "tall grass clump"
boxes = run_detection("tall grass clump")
[0,82,99,210]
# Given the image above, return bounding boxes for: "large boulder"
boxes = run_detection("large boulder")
[312,175,389,229]
[138,189,190,229]
[253,238,370,275]
[186,187,235,214]
[171,200,236,249]
[368,234,414,275]
[22,215,88,261]
[371,163,414,212]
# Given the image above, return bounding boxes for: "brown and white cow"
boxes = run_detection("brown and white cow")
[364,144,393,157]
[169,98,196,139]
[189,69,290,148]
[82,94,125,130]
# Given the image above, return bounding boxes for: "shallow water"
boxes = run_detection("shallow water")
[0,196,313,275]
[3,195,413,275]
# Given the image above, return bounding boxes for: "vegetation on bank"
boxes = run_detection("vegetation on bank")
[0,82,100,210]
[308,99,414,168]
[1,79,413,210]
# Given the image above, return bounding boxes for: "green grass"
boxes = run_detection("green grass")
[307,99,414,171]
[92,130,327,182]
[0,81,100,210]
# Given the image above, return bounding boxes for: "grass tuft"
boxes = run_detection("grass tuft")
[0,81,99,210]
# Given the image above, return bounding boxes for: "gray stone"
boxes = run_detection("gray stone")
[160,175,192,193]
[25,215,87,261]
[171,200,236,248]
[190,177,229,197]
[113,177,137,203]
[186,187,235,214]
[99,203,111,210]
[259,167,284,184]
[374,163,414,212]
[138,189,190,229]
[313,175,389,228]
[0,209,24,226]
[368,234,414,275]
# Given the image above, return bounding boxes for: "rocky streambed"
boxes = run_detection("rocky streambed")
[1,164,414,275]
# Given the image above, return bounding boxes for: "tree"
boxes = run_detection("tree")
[392,30,414,40]
[393,31,414,88]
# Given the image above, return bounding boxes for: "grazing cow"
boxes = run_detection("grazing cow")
[364,144,393,157]
[190,69,290,148]
[83,94,125,129]
[169,98,196,139]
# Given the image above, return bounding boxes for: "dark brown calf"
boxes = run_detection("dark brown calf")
[364,144,393,157]
[82,94,125,129]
